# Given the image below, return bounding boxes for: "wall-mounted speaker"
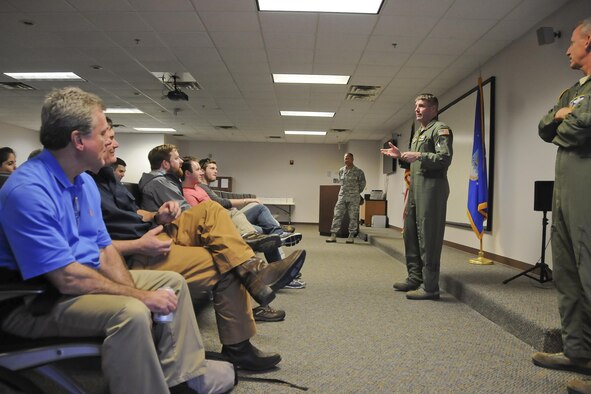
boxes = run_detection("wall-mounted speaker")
[534,181,554,212]
[537,27,561,46]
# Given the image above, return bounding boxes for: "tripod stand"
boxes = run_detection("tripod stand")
[503,210,552,284]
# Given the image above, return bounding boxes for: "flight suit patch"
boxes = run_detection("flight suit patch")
[438,128,450,136]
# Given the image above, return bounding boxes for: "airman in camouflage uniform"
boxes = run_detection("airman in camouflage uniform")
[381,94,453,300]
[531,18,591,393]
[326,153,366,244]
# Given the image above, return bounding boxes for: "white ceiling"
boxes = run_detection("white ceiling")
[0,0,568,144]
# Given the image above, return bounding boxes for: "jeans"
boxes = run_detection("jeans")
[243,203,282,235]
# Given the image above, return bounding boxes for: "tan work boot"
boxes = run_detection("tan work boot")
[568,378,591,394]
[346,233,355,244]
[532,352,591,375]
[406,288,440,300]
[325,233,337,243]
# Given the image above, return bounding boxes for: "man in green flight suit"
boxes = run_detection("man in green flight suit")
[381,93,453,300]
[531,17,591,394]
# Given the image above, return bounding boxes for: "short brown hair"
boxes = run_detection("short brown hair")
[148,144,177,170]
[415,93,439,110]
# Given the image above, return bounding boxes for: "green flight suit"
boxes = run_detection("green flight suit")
[404,119,453,293]
[539,75,591,359]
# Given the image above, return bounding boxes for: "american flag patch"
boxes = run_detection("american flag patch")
[438,128,450,136]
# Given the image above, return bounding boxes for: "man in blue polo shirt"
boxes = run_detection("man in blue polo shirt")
[0,87,234,394]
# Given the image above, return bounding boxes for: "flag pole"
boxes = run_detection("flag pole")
[467,76,492,265]
[469,237,492,265]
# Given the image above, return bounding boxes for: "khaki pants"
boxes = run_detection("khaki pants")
[228,207,257,234]
[2,270,204,394]
[129,200,257,345]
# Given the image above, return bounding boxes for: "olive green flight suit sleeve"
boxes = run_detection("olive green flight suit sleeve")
[420,123,453,170]
[539,81,591,148]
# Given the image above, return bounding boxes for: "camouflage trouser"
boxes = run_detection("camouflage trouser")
[330,195,360,234]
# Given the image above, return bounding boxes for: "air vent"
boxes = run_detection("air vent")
[214,125,237,130]
[151,72,201,91]
[345,85,381,102]
[268,135,282,139]
[172,134,185,137]
[331,128,350,133]
[0,82,36,90]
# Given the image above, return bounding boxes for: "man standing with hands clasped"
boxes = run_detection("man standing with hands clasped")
[381,93,453,300]
[531,17,591,394]
[325,153,366,244]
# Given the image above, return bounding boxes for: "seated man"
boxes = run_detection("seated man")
[138,145,282,255]
[112,156,127,182]
[182,156,289,321]
[90,126,306,369]
[0,147,17,174]
[199,158,307,289]
[0,87,235,393]
[199,158,302,247]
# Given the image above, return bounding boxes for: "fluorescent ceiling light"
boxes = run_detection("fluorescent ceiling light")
[133,127,176,133]
[4,72,84,81]
[273,74,350,85]
[285,130,327,136]
[105,108,144,114]
[258,0,383,14]
[281,111,335,117]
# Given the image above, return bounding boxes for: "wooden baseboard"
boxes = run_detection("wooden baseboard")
[387,225,548,276]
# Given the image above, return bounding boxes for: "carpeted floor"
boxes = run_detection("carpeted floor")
[2,224,580,393]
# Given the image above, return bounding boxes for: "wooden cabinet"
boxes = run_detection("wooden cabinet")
[318,185,350,237]
[362,200,387,227]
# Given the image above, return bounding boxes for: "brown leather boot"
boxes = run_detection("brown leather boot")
[235,250,306,304]
[234,258,275,306]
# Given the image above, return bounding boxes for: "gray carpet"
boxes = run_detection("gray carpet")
[2,224,579,393]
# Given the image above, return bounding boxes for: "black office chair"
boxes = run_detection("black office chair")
[0,285,103,393]
[0,174,103,393]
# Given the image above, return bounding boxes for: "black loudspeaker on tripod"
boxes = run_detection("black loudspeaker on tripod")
[503,181,553,284]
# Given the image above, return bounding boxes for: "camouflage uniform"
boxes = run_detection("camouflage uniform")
[539,75,591,359]
[404,120,453,293]
[330,165,366,235]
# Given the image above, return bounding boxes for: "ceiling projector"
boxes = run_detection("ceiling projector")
[167,90,189,101]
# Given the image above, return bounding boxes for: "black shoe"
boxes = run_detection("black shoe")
[280,232,302,247]
[392,281,420,292]
[222,340,281,371]
[253,305,286,322]
[242,232,282,253]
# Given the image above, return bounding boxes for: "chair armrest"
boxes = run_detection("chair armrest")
[0,284,45,302]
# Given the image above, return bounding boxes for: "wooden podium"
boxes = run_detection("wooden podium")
[318,185,351,237]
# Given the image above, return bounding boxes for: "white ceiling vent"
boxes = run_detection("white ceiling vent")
[345,85,381,101]
[151,72,201,91]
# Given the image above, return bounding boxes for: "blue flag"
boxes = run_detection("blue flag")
[467,78,488,239]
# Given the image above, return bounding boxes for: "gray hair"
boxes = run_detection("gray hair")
[40,87,104,150]
[577,17,591,35]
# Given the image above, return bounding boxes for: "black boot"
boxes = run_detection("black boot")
[222,340,281,371]
[242,231,282,253]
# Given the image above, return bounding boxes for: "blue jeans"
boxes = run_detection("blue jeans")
[243,204,282,236]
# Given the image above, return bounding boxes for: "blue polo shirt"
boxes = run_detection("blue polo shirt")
[0,150,111,280]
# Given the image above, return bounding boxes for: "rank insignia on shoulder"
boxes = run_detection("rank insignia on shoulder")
[570,95,586,107]
[438,128,450,136]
